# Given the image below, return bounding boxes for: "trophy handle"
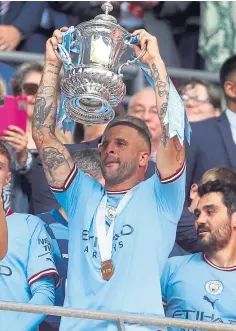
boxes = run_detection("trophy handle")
[118,45,147,76]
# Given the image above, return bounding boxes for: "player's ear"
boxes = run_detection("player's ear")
[139,152,149,166]
[231,211,236,229]
[4,171,11,186]
[190,183,198,200]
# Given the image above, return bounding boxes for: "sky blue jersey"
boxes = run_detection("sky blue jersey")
[38,209,68,330]
[161,253,236,331]
[51,163,186,331]
[0,211,59,331]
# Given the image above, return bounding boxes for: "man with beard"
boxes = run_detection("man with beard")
[32,27,186,331]
[161,180,236,330]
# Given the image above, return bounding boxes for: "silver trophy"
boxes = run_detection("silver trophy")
[57,1,146,125]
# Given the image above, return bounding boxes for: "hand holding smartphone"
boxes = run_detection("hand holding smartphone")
[0,95,27,136]
[0,96,29,165]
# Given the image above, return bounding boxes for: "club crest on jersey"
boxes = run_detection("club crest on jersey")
[106,206,117,221]
[205,280,223,295]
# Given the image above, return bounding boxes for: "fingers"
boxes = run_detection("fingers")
[0,127,28,149]
[132,44,142,57]
[131,29,154,50]
[7,125,26,136]
[1,130,25,139]
[0,136,27,153]
[60,26,69,32]
[53,29,63,43]
[0,135,25,145]
[49,36,60,50]
[48,27,67,50]
[132,29,144,36]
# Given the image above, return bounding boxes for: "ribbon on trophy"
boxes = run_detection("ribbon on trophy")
[56,26,77,133]
[57,27,191,145]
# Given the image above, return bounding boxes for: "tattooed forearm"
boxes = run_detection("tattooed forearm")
[41,146,73,185]
[151,63,169,97]
[151,62,170,147]
[159,102,168,121]
[46,62,61,75]
[32,84,56,129]
[159,102,168,147]
[32,60,74,189]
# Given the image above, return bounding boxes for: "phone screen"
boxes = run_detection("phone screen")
[0,96,27,135]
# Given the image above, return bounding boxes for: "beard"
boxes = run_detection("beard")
[101,155,138,186]
[197,220,232,253]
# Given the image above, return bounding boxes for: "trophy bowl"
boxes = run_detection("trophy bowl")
[58,2,146,125]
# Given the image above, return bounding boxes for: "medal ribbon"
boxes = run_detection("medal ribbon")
[95,187,138,263]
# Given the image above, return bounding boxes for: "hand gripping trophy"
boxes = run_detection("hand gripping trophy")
[56,1,146,125]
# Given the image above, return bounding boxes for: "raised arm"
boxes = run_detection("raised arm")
[32,28,74,189]
[132,30,185,179]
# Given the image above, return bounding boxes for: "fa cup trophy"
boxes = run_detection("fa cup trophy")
[57,1,146,125]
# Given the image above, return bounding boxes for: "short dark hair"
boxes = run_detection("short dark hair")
[0,141,11,165]
[103,115,152,152]
[220,55,236,87]
[10,61,44,96]
[200,167,236,186]
[179,79,222,109]
[71,148,102,179]
[198,180,236,216]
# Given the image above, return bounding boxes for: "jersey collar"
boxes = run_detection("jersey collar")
[107,189,129,195]
[5,209,14,217]
[202,253,236,271]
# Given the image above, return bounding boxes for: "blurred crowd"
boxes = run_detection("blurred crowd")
[0,1,236,331]
[1,0,235,71]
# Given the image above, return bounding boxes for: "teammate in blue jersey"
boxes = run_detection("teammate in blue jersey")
[161,180,236,331]
[0,141,59,331]
[38,148,104,331]
[32,27,187,331]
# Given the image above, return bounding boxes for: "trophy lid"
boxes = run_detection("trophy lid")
[95,2,117,23]
[76,1,129,35]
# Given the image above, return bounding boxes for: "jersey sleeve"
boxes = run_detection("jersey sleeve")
[155,162,186,228]
[5,277,55,331]
[49,165,101,217]
[26,215,59,289]
[161,256,185,307]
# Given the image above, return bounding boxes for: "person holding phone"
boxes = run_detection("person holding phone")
[0,67,34,213]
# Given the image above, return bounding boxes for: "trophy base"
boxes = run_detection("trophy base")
[60,67,126,124]
[63,94,115,125]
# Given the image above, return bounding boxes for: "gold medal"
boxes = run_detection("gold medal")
[101,260,115,281]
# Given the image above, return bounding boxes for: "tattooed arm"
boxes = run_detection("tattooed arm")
[132,29,185,179]
[32,28,74,189]
[151,58,185,178]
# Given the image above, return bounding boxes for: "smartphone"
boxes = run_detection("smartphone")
[0,96,27,135]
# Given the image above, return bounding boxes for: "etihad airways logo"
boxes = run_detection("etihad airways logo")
[172,309,236,325]
[82,224,134,258]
